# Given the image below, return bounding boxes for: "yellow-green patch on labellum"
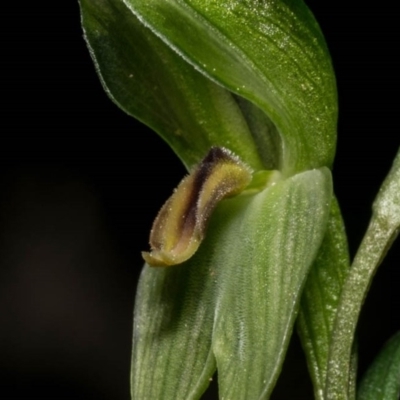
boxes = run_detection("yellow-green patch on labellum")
[142,147,252,266]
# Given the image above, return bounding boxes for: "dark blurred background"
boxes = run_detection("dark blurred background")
[1,1,399,399]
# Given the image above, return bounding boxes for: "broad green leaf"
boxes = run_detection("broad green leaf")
[79,0,264,170]
[358,332,400,400]
[297,198,351,400]
[131,242,218,399]
[125,0,337,174]
[131,168,332,400]
[212,168,332,399]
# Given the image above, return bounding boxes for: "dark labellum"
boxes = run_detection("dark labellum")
[142,147,252,266]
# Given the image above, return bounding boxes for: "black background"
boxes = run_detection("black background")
[1,1,399,399]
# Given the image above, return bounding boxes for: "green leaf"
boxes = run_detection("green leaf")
[131,246,217,399]
[79,0,265,170]
[297,198,351,400]
[212,168,332,399]
[131,168,332,399]
[358,332,400,400]
[125,0,337,174]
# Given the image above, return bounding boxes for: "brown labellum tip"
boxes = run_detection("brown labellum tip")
[143,147,252,267]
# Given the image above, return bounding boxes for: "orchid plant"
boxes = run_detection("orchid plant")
[79,1,400,399]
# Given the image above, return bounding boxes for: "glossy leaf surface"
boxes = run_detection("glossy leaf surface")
[79,0,265,170]
[131,168,332,399]
[125,0,337,173]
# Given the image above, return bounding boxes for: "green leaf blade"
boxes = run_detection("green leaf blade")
[211,168,332,398]
[131,254,218,399]
[125,0,337,173]
[358,332,400,400]
[297,198,351,400]
[79,0,265,170]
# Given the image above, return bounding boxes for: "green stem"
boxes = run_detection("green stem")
[325,147,400,400]
[325,216,397,399]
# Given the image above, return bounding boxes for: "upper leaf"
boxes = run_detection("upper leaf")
[124,0,337,174]
[79,0,265,170]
